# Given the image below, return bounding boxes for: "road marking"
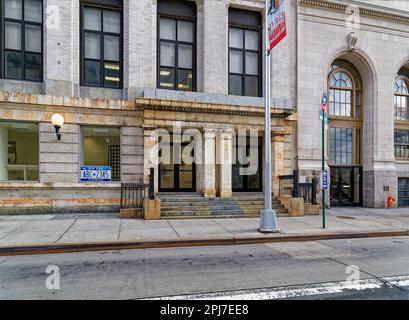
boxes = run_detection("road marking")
[146,275,409,300]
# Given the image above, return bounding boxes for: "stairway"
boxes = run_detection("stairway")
[158,193,289,219]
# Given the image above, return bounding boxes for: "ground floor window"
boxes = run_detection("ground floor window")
[80,126,120,182]
[0,121,39,181]
[395,130,409,160]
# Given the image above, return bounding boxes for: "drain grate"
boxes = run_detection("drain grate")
[336,216,356,220]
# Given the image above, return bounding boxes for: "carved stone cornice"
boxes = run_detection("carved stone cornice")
[300,0,409,25]
[138,98,295,119]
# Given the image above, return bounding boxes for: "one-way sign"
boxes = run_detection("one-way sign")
[321,170,328,191]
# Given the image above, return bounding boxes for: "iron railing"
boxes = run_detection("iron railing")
[278,171,318,205]
[120,183,148,209]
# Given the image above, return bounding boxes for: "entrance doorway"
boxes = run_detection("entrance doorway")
[159,140,196,192]
[232,137,262,192]
[398,178,409,207]
[330,167,362,207]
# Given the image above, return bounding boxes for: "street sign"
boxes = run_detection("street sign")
[319,111,328,124]
[321,170,328,191]
[321,93,328,112]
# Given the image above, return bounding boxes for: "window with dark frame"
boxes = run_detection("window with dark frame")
[158,1,196,92]
[328,60,363,167]
[395,130,409,160]
[81,1,122,88]
[394,78,409,121]
[1,0,43,81]
[228,9,261,97]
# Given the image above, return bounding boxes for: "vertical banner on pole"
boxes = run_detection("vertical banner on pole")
[268,0,287,51]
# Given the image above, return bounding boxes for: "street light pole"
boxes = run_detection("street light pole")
[259,0,279,233]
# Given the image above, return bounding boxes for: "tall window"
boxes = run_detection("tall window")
[395,130,409,159]
[1,0,43,81]
[394,78,409,121]
[81,2,122,88]
[228,9,261,97]
[328,60,363,166]
[158,0,196,91]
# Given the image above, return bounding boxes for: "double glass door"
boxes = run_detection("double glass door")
[159,141,195,192]
[330,167,362,207]
[232,137,262,192]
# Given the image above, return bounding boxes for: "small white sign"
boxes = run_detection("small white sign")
[80,166,112,182]
[321,170,329,191]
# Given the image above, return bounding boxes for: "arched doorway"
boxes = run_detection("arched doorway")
[394,66,409,207]
[327,59,363,207]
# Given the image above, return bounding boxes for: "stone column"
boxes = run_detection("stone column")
[272,135,285,196]
[0,126,8,181]
[143,127,159,194]
[201,129,216,197]
[217,129,234,198]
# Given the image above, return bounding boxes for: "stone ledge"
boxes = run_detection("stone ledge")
[0,182,121,189]
[0,91,296,119]
[300,0,409,25]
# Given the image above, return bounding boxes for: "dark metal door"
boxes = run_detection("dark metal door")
[398,178,409,207]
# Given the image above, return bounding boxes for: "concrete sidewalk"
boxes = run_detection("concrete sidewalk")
[0,208,408,256]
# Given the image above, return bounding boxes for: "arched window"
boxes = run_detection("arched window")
[329,71,353,117]
[327,60,363,207]
[394,78,409,121]
[394,67,409,160]
[328,60,363,166]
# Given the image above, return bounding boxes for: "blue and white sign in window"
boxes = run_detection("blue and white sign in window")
[80,166,112,182]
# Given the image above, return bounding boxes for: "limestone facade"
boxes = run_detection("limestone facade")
[0,0,408,213]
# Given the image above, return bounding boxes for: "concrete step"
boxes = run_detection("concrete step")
[163,212,291,220]
[161,207,288,216]
[158,196,279,202]
[161,205,285,212]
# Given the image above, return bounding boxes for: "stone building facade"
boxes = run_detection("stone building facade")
[0,0,408,214]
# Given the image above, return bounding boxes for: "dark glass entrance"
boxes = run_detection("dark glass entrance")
[398,178,409,207]
[159,141,196,192]
[232,137,262,192]
[330,167,362,207]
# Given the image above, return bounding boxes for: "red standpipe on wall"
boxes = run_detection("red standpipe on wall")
[387,197,396,209]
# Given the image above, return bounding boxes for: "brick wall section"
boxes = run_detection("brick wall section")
[121,127,144,183]
[39,123,79,183]
[202,0,229,94]
[44,1,72,83]
[127,0,157,97]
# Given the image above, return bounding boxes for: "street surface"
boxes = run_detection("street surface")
[1,236,409,300]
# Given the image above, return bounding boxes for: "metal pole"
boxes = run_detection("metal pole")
[322,116,326,229]
[259,0,279,233]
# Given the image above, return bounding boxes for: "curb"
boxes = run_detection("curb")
[0,229,406,257]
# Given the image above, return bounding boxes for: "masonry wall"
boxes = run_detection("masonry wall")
[297,1,409,207]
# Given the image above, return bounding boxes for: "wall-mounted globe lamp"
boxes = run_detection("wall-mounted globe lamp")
[51,114,65,141]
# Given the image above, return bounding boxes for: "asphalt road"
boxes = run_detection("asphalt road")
[0,236,408,300]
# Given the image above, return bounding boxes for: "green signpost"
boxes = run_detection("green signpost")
[321,94,328,229]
